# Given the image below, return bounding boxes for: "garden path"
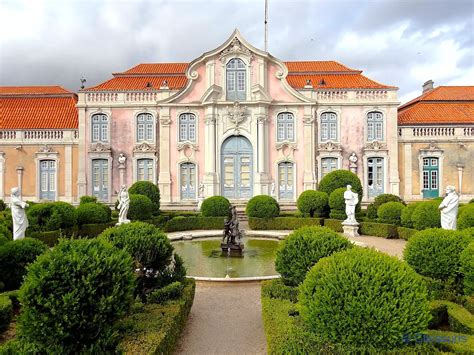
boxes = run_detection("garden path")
[175,281,267,355]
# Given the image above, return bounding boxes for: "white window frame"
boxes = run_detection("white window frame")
[137,113,154,142]
[35,152,59,202]
[276,112,295,142]
[178,113,197,143]
[320,112,338,142]
[136,158,154,182]
[320,157,338,178]
[367,111,384,141]
[91,113,109,143]
[226,58,247,101]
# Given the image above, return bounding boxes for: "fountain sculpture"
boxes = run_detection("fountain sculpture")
[221,205,244,255]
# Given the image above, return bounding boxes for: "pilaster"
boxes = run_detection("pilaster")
[16,166,24,196]
[158,107,172,202]
[255,111,270,195]
[203,107,219,197]
[0,152,4,200]
[303,106,316,190]
[65,144,72,202]
[77,107,87,198]
[403,143,412,200]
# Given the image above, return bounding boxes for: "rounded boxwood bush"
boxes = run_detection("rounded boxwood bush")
[75,202,110,225]
[401,203,420,228]
[318,170,363,206]
[0,238,48,291]
[17,238,135,353]
[328,187,346,220]
[27,202,76,232]
[128,194,153,221]
[367,194,405,219]
[462,227,474,238]
[458,204,474,230]
[0,234,10,246]
[201,196,231,217]
[299,247,430,349]
[411,201,440,230]
[404,228,472,280]
[460,241,474,295]
[275,226,352,286]
[377,201,405,225]
[79,195,97,204]
[246,195,279,218]
[128,181,160,212]
[297,190,329,217]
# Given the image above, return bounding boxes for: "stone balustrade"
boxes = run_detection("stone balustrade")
[304,89,397,103]
[399,126,474,141]
[0,130,79,143]
[81,91,175,105]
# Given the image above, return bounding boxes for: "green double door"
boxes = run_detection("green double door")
[422,157,439,198]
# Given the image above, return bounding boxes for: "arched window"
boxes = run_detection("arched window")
[226,58,246,101]
[180,163,196,199]
[278,162,294,200]
[179,113,196,142]
[137,113,154,142]
[91,114,108,142]
[277,112,295,142]
[367,111,383,141]
[137,159,154,182]
[320,112,337,141]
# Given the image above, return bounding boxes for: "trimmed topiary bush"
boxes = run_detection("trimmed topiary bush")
[299,247,430,349]
[318,170,363,207]
[80,195,97,204]
[128,181,160,213]
[128,194,153,221]
[17,238,135,353]
[366,194,405,220]
[248,217,323,230]
[0,238,48,291]
[401,203,420,228]
[411,201,441,230]
[328,187,346,220]
[404,228,472,280]
[458,204,474,230]
[0,234,10,246]
[0,294,13,332]
[297,190,329,217]
[246,195,279,218]
[201,196,231,217]
[460,241,474,296]
[76,202,110,225]
[275,226,352,286]
[0,199,6,211]
[462,227,474,238]
[377,201,405,225]
[27,202,76,232]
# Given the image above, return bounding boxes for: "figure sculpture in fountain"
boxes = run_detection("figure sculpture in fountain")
[439,185,460,230]
[11,187,29,240]
[221,205,244,255]
[116,185,131,225]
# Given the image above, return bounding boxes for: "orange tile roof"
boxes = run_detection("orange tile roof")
[0,87,78,129]
[85,76,187,91]
[284,61,357,73]
[119,63,188,74]
[287,74,394,89]
[398,86,474,125]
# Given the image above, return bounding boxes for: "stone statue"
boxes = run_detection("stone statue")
[116,185,131,225]
[439,186,460,230]
[349,152,358,173]
[198,183,205,198]
[271,182,276,197]
[343,185,359,224]
[10,187,29,240]
[221,205,244,255]
[118,153,126,165]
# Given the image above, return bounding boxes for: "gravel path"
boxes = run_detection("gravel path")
[175,281,266,355]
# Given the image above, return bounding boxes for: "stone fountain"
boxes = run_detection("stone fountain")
[221,205,244,256]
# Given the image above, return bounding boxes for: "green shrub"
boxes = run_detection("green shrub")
[275,226,352,286]
[318,170,363,208]
[128,194,153,221]
[401,203,420,228]
[411,201,441,230]
[146,281,184,304]
[367,194,405,220]
[248,217,323,230]
[246,195,279,218]
[98,202,112,221]
[464,295,474,313]
[297,190,329,217]
[27,202,76,232]
[359,221,398,238]
[323,218,343,232]
[429,300,474,335]
[0,199,6,211]
[463,227,474,238]
[397,226,418,240]
[299,247,430,349]
[200,196,231,217]
[0,294,12,332]
[0,234,10,246]
[0,224,12,241]
[377,201,405,225]
[28,229,67,247]
[129,181,161,213]
[164,216,225,232]
[404,228,472,280]
[0,238,48,291]
[458,204,474,230]
[80,195,97,204]
[118,279,195,355]
[460,241,474,296]
[78,222,115,238]
[18,238,135,353]
[261,279,299,303]
[76,202,110,225]
[328,187,346,220]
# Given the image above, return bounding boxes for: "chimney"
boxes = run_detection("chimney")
[422,80,434,93]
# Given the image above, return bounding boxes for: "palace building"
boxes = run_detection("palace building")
[0,30,472,207]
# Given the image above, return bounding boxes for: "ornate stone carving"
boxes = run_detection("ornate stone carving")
[177,142,198,151]
[133,142,156,152]
[39,145,53,153]
[219,37,253,62]
[364,141,387,151]
[227,102,247,127]
[318,141,342,152]
[303,114,314,125]
[89,142,111,152]
[205,114,217,125]
[160,117,172,126]
[275,141,297,152]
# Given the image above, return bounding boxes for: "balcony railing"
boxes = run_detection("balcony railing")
[399,126,474,141]
[0,130,78,143]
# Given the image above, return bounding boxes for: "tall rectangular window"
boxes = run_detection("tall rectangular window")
[321,157,337,178]
[277,112,295,142]
[367,111,383,141]
[137,113,154,142]
[320,112,337,142]
[180,163,196,200]
[137,159,154,182]
[226,58,246,101]
[91,114,108,142]
[179,113,196,142]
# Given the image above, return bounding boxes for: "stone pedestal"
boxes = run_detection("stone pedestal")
[118,165,126,187]
[342,222,360,238]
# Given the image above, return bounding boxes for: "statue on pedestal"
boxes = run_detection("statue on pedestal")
[116,185,131,225]
[343,185,359,224]
[439,186,460,230]
[270,182,276,197]
[349,152,358,174]
[221,205,244,255]
[118,153,127,166]
[10,187,29,240]
[196,183,205,211]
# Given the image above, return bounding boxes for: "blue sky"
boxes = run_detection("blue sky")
[0,0,473,103]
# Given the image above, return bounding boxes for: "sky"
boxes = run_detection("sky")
[0,0,473,104]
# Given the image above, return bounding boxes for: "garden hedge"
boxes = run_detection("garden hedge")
[318,170,363,206]
[164,216,225,232]
[146,281,184,304]
[118,279,195,355]
[260,279,299,303]
[367,194,405,220]
[79,195,97,204]
[299,247,430,349]
[460,241,474,296]
[423,330,474,353]
[428,300,474,335]
[27,202,76,232]
[200,196,231,217]
[411,201,441,230]
[328,187,346,220]
[359,221,399,239]
[128,181,161,213]
[0,293,12,332]
[248,217,323,230]
[246,195,280,218]
[377,201,405,225]
[128,194,153,221]
[296,190,328,217]
[397,226,418,240]
[323,218,343,232]
[275,226,352,286]
[76,202,111,225]
[458,204,474,230]
[400,203,420,228]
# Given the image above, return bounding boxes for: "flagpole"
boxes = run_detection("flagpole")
[264,0,268,52]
